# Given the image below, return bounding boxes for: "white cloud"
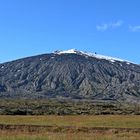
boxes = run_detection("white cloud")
[96,20,123,31]
[96,24,108,31]
[111,20,123,27]
[129,25,140,32]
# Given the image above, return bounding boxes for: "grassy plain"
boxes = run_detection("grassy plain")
[0,115,139,140]
[0,115,139,128]
[0,132,140,140]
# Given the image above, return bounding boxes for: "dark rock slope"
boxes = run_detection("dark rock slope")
[0,51,140,103]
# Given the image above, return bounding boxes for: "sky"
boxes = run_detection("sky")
[0,0,140,63]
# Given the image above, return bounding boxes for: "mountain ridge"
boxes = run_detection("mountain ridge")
[0,50,140,104]
[1,49,135,65]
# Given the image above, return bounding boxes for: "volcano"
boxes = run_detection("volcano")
[0,49,140,104]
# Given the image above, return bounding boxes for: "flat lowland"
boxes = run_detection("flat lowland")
[0,115,139,128]
[0,115,139,140]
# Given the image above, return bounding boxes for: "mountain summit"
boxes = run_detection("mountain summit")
[55,49,130,63]
[0,50,140,104]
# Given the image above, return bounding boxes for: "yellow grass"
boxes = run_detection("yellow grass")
[0,131,140,140]
[0,115,139,139]
[0,115,139,128]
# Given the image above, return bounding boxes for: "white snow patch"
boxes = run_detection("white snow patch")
[1,66,4,69]
[55,49,130,63]
[110,59,115,63]
[56,49,77,54]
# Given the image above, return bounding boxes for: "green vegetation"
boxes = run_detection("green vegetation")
[0,99,140,115]
[0,100,139,139]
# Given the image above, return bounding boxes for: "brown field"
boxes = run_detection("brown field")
[0,131,140,140]
[0,115,139,140]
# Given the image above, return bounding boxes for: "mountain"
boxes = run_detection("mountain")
[0,49,140,104]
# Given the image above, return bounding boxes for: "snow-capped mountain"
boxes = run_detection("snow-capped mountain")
[55,49,131,63]
[0,50,140,104]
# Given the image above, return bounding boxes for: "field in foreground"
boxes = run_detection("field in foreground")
[0,115,140,128]
[0,115,139,140]
[0,132,140,140]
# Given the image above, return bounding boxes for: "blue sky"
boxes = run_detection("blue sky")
[0,0,140,63]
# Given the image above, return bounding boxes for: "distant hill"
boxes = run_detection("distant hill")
[0,49,140,105]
